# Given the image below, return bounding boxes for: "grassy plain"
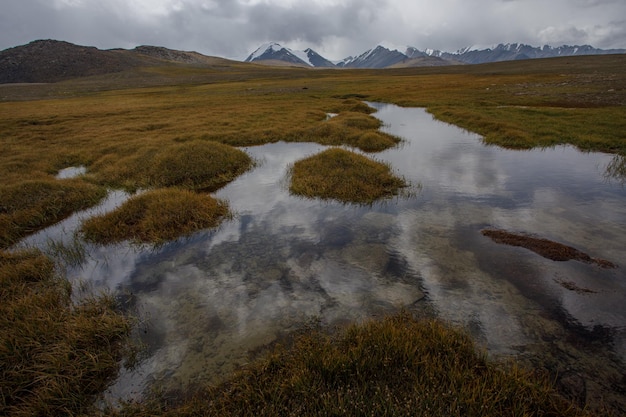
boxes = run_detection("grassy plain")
[0,54,624,415]
[1,54,624,245]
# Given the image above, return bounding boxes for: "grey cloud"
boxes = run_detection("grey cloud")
[1,0,625,61]
[244,0,387,47]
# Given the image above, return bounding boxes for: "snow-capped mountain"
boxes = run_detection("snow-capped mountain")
[405,47,428,59]
[245,42,625,69]
[301,48,336,67]
[437,43,626,64]
[245,43,334,67]
[337,45,407,68]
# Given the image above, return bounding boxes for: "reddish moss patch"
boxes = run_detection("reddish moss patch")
[481,229,616,269]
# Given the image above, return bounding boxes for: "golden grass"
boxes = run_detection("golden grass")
[0,249,133,416]
[289,110,402,152]
[146,141,252,191]
[1,55,623,244]
[289,148,407,204]
[81,188,230,245]
[109,312,590,417]
[0,55,624,414]
[0,179,106,249]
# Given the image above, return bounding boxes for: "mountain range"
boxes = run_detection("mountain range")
[246,42,626,69]
[1,39,625,84]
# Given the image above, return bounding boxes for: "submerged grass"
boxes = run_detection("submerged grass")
[111,312,590,417]
[0,249,133,417]
[481,229,616,268]
[81,188,230,245]
[289,148,407,204]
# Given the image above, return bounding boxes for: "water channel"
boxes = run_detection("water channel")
[20,103,626,407]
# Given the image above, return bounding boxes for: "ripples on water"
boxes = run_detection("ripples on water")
[20,103,626,403]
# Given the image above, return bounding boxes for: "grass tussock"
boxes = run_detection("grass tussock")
[0,249,133,417]
[147,141,253,191]
[293,111,401,152]
[0,179,106,249]
[289,148,407,204]
[81,188,230,245]
[112,312,589,417]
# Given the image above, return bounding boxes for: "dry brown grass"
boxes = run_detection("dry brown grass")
[289,148,407,204]
[109,312,592,417]
[0,249,133,416]
[1,54,624,244]
[81,188,230,245]
[0,179,106,248]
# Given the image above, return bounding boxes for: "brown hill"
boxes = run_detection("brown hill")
[0,40,235,84]
[131,45,233,66]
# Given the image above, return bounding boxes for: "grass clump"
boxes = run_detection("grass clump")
[0,179,106,249]
[289,148,407,204]
[295,111,401,152]
[148,141,253,191]
[113,312,589,416]
[0,249,132,417]
[81,188,230,245]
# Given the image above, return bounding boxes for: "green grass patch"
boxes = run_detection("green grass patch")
[289,148,407,204]
[0,249,133,416]
[81,188,231,245]
[111,312,589,416]
[0,179,106,249]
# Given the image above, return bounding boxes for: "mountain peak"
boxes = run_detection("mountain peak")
[245,43,335,67]
[339,44,407,68]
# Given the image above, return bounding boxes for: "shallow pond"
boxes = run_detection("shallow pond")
[20,103,626,406]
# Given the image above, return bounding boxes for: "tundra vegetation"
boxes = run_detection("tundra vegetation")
[107,312,593,417]
[0,249,133,416]
[0,54,624,415]
[289,148,407,203]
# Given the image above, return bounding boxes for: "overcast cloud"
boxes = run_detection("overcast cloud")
[1,0,625,60]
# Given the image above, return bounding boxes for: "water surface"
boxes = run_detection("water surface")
[23,103,626,404]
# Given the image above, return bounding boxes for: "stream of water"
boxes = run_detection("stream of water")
[20,103,626,406]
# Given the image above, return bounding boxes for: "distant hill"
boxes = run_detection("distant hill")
[0,40,235,83]
[389,56,465,68]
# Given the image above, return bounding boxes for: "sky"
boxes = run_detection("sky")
[1,0,625,61]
